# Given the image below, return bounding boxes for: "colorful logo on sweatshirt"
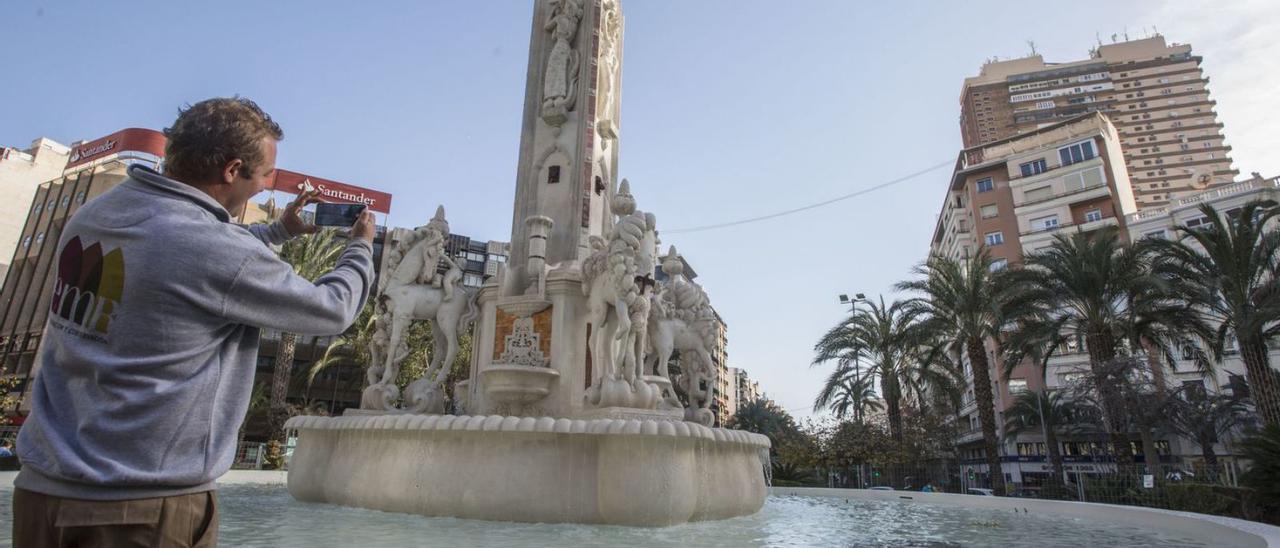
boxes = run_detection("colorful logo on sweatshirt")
[51,236,125,335]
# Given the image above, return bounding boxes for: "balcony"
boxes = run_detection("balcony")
[1127,176,1280,223]
[1015,180,1110,209]
[1020,217,1118,249]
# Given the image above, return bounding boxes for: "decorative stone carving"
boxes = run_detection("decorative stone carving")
[582,179,660,410]
[497,317,547,367]
[596,0,621,140]
[647,246,718,426]
[541,0,583,126]
[361,206,479,414]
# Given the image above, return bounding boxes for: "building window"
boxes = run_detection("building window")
[61,195,71,208]
[75,191,86,203]
[1084,209,1103,223]
[33,202,42,215]
[1023,186,1052,202]
[21,236,31,248]
[975,178,994,193]
[984,231,1004,246]
[1019,159,1048,177]
[979,204,999,219]
[1058,140,1095,166]
[1030,215,1059,231]
[1008,379,1028,394]
[463,273,485,287]
[1185,215,1212,231]
[35,232,45,244]
[547,165,561,184]
[989,258,1008,271]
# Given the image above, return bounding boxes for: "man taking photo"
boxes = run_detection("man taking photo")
[13,97,375,547]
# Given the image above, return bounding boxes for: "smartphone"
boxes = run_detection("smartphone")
[314,203,368,227]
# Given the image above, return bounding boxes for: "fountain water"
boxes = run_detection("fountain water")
[284,0,770,526]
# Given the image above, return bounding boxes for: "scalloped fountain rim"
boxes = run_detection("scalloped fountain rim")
[284,414,772,448]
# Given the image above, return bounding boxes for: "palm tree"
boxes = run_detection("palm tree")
[1164,384,1252,479]
[267,228,345,442]
[897,250,1018,495]
[1004,227,1206,468]
[821,375,883,422]
[813,298,929,441]
[1003,389,1088,492]
[1150,201,1280,427]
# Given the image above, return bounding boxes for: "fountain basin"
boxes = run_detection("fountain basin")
[480,364,560,406]
[283,414,771,526]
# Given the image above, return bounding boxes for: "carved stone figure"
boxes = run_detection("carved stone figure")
[541,0,582,126]
[596,0,621,139]
[582,179,659,409]
[646,246,718,425]
[362,206,479,414]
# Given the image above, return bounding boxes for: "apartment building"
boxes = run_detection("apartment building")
[731,367,762,407]
[961,36,1236,209]
[931,112,1140,488]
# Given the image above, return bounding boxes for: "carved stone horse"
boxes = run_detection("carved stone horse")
[363,231,478,413]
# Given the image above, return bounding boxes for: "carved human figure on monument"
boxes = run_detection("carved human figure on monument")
[541,0,582,126]
[596,0,621,139]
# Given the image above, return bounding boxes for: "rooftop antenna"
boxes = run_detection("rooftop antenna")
[1124,26,1129,41]
[1111,33,1118,43]
[1152,25,1159,36]
[1095,32,1103,47]
[1026,39,1037,56]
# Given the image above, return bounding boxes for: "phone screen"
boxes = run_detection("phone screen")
[314,203,368,227]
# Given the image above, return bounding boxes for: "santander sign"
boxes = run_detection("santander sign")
[271,169,392,214]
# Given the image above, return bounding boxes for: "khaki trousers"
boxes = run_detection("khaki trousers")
[13,488,218,548]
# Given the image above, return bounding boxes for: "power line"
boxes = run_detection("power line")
[664,159,954,234]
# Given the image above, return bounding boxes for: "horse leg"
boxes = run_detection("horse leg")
[381,313,410,385]
[433,316,459,385]
[656,334,674,380]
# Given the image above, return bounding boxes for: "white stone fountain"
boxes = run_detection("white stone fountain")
[284,0,769,527]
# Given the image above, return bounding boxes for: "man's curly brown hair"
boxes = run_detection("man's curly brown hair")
[163,97,283,182]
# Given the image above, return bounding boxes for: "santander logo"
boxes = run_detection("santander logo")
[296,178,377,207]
[68,139,117,164]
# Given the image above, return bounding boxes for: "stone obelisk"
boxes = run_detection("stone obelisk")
[464,0,627,418]
[507,0,624,278]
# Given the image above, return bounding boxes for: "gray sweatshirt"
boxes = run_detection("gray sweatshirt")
[15,164,373,500]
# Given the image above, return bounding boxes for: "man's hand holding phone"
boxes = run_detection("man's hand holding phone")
[314,203,375,245]
[349,209,375,245]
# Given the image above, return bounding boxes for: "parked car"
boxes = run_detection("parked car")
[868,486,894,491]
[967,488,995,496]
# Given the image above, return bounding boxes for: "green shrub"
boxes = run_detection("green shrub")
[1163,483,1257,520]
[1241,424,1280,524]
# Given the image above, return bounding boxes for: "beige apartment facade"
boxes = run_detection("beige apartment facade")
[961,36,1236,209]
[931,113,1143,488]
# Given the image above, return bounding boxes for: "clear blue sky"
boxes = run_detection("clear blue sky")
[3,1,1277,418]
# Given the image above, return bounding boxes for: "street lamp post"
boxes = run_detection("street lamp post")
[839,292,868,488]
[838,293,869,423]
